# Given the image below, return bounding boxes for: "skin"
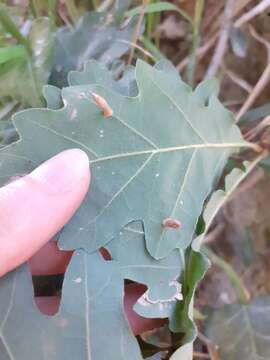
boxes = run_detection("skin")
[0,149,164,335]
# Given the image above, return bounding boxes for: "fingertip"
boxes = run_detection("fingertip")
[0,149,91,277]
[29,148,91,194]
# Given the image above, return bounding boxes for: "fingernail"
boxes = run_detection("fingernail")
[29,149,90,194]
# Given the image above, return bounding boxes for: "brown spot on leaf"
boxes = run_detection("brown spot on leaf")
[162,218,182,230]
[91,92,113,118]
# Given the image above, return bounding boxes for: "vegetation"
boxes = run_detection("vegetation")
[1,1,270,359]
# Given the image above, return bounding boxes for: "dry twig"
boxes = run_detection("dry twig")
[198,332,220,360]
[177,34,218,72]
[205,0,235,79]
[224,67,253,93]
[127,0,149,65]
[176,0,266,74]
[202,224,225,245]
[235,0,270,28]
[244,115,270,141]
[193,352,211,359]
[236,27,270,121]
[120,39,154,60]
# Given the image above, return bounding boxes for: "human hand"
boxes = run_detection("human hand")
[0,149,164,335]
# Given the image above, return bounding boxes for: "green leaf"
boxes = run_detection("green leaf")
[125,2,192,25]
[0,56,41,106]
[43,85,63,110]
[109,221,183,315]
[0,222,182,359]
[170,249,209,334]
[193,157,264,251]
[68,60,137,96]
[0,102,19,147]
[0,60,251,358]
[140,36,165,62]
[0,45,27,64]
[0,122,18,148]
[49,12,137,88]
[112,0,133,22]
[0,17,53,107]
[135,246,208,359]
[0,252,142,359]
[108,222,183,320]
[0,4,30,50]
[28,17,54,86]
[205,297,270,360]
[169,143,263,356]
[0,9,137,102]
[0,60,248,259]
[0,101,18,122]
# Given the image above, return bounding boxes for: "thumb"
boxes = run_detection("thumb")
[0,149,90,277]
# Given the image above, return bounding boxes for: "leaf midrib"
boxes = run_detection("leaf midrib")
[23,118,248,163]
[90,142,248,164]
[18,96,249,166]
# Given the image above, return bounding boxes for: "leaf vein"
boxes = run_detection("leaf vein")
[26,119,99,158]
[83,253,91,360]
[86,154,154,226]
[145,74,207,144]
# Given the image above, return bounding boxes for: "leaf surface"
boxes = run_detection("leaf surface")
[112,0,133,22]
[108,221,183,318]
[0,60,247,259]
[0,223,182,359]
[49,12,137,87]
[205,297,270,360]
[170,343,193,360]
[169,249,209,335]
[193,156,264,251]
[68,60,138,96]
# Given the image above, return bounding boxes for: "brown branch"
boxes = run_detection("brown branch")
[198,332,220,360]
[127,0,149,65]
[177,34,218,72]
[224,67,253,93]
[193,352,211,359]
[236,27,270,122]
[234,0,270,28]
[176,0,262,74]
[204,0,235,79]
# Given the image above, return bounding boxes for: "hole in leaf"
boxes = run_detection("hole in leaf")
[204,96,210,107]
[28,241,73,316]
[32,274,64,297]
[124,281,167,336]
